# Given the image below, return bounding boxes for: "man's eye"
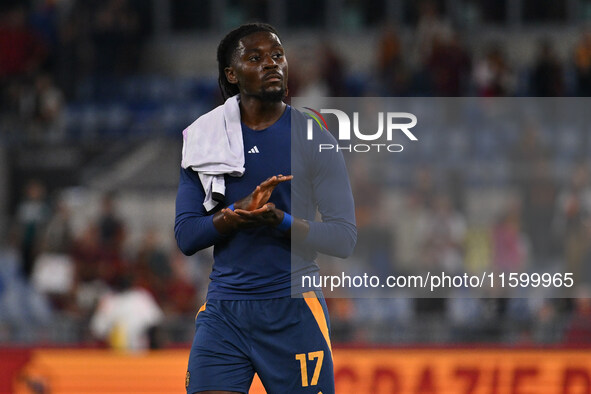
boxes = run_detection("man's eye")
[249,56,260,62]
[273,53,283,59]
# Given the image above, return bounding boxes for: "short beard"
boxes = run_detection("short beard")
[259,87,286,102]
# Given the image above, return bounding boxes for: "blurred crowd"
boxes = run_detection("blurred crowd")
[0,0,148,141]
[1,182,205,349]
[3,1,591,142]
[2,0,591,349]
[289,1,591,98]
[327,147,591,345]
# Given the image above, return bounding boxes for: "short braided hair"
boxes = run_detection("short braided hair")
[216,23,281,100]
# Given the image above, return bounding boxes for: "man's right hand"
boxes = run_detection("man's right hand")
[234,175,292,211]
[212,174,292,234]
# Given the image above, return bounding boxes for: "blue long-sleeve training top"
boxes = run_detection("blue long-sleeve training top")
[174,105,356,300]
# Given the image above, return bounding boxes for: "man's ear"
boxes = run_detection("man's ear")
[225,67,238,85]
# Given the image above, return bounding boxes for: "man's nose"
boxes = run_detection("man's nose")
[262,54,278,68]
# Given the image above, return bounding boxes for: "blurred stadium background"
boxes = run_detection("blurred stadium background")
[2,0,591,392]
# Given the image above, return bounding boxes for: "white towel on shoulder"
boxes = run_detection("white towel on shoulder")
[181,95,244,212]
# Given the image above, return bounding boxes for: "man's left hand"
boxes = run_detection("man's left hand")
[233,202,284,227]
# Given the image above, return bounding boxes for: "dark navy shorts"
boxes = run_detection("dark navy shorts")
[185,292,334,394]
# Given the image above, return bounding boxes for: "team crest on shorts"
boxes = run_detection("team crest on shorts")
[185,371,190,388]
